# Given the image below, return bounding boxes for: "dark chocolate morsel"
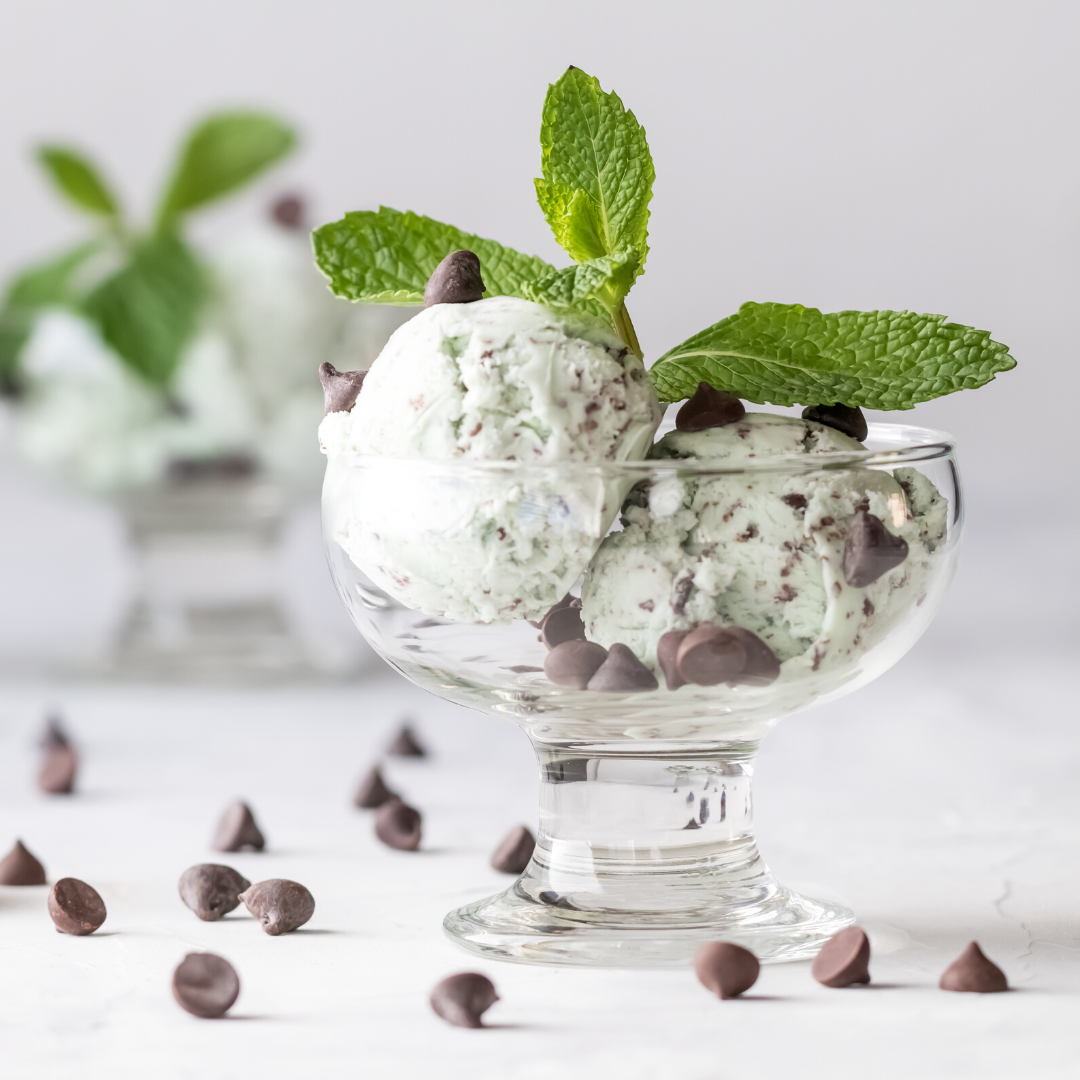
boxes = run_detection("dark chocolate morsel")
[675,382,746,432]
[353,765,397,809]
[48,877,107,935]
[587,643,659,692]
[40,715,71,750]
[172,952,240,1019]
[319,362,366,415]
[842,510,909,588]
[387,724,426,757]
[38,744,78,794]
[725,627,781,686]
[537,890,577,909]
[939,941,1008,993]
[0,839,46,885]
[657,629,690,690]
[542,605,587,649]
[374,798,422,851]
[802,403,868,442]
[811,926,871,987]
[424,250,486,307]
[544,640,608,689]
[430,972,499,1028]
[694,941,760,999]
[676,625,746,686]
[212,801,266,853]
[271,194,304,230]
[490,825,535,874]
[238,879,315,935]
[178,864,251,922]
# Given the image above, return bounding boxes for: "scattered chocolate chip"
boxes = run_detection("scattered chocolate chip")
[842,510,909,588]
[47,878,107,935]
[172,952,240,1019]
[802,403,868,442]
[318,362,366,415]
[0,839,46,885]
[238,879,315,935]
[39,714,71,750]
[212,801,266,853]
[430,972,498,1028]
[726,627,781,686]
[38,743,78,794]
[490,825,535,874]
[694,941,760,999]
[271,193,304,229]
[544,639,608,689]
[676,382,746,432]
[387,724,426,757]
[179,864,251,922]
[683,818,700,830]
[657,629,690,690]
[587,643,659,692]
[811,926,871,987]
[374,797,422,851]
[542,605,587,649]
[353,765,397,809]
[676,625,746,686]
[424,250,486,307]
[939,941,1008,993]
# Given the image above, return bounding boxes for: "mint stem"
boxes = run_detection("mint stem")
[613,302,642,359]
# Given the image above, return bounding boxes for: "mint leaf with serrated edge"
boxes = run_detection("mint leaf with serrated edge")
[648,302,1017,408]
[522,249,640,317]
[37,148,120,219]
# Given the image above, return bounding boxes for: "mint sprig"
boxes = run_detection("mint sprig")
[37,148,120,221]
[521,249,640,316]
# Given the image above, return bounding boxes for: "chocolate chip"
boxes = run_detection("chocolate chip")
[537,890,577,909]
[842,510,909,588]
[675,382,746,432]
[386,724,426,757]
[271,193,304,229]
[802,403,868,442]
[430,972,498,1028]
[0,839,46,885]
[172,952,240,1019]
[781,493,808,511]
[212,801,266,853]
[726,627,781,686]
[178,864,251,922]
[374,797,422,851]
[38,743,78,795]
[811,926,871,987]
[238,879,315,935]
[587,643,659,692]
[671,571,694,614]
[319,362,366,415]
[490,825,535,874]
[657,629,690,690]
[676,625,746,686]
[47,878,107,935]
[939,941,1008,993]
[424,250,486,307]
[544,639,608,689]
[694,941,760,999]
[39,714,71,750]
[542,605,587,649]
[353,765,397,809]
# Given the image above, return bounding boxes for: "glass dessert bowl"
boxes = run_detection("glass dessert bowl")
[323,418,961,968]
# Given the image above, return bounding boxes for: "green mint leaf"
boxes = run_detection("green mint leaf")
[648,302,1017,408]
[37,147,120,219]
[521,249,640,318]
[82,235,204,387]
[156,112,295,229]
[536,67,654,279]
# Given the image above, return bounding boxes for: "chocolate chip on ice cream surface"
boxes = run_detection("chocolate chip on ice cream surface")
[939,941,1008,993]
[725,627,781,686]
[842,510,909,588]
[238,879,315,935]
[353,765,397,809]
[544,639,608,689]
[374,798,423,851]
[675,382,745,432]
[657,629,690,690]
[0,839,46,885]
[386,724,427,757]
[212,801,266,853]
[48,878,107,936]
[676,625,747,685]
[172,952,241,1019]
[811,926,871,987]
[179,864,251,922]
[424,250,486,307]
[587,643,659,692]
[802,403,868,442]
[490,825,535,874]
[694,942,760,999]
[319,362,366,415]
[430,972,499,1028]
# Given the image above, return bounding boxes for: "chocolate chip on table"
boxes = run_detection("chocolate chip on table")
[39,714,71,749]
[270,193,304,229]
[386,724,427,758]
[212,801,266,853]
[38,742,78,795]
[179,864,251,922]
[811,926,871,987]
[675,382,746,432]
[318,362,366,415]
[802,403,868,442]
[172,952,241,1019]
[694,941,760,999]
[544,639,608,689]
[842,510,909,588]
[238,879,315,935]
[374,798,422,851]
[541,605,587,649]
[587,643,659,692]
[424,250,486,307]
[48,878,107,936]
[430,972,499,1028]
[939,941,1008,993]
[490,825,535,874]
[657,629,690,690]
[354,765,397,809]
[0,839,46,885]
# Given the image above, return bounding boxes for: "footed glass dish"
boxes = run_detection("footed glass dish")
[323,421,961,967]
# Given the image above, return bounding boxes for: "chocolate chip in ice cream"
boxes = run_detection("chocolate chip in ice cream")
[172,952,241,1019]
[802,403,868,442]
[238,879,315,935]
[387,723,427,758]
[676,625,746,686]
[47,878,107,936]
[842,510,909,588]
[544,639,608,689]
[430,972,499,1028]
[676,382,746,432]
[374,797,422,851]
[424,250,486,307]
[657,629,690,690]
[353,765,397,809]
[939,941,1008,993]
[811,926,871,987]
[726,627,781,686]
[491,825,535,874]
[212,801,266,853]
[0,839,46,885]
[541,605,587,649]
[694,941,760,999]
[319,362,366,415]
[38,742,78,795]
[587,643,659,692]
[179,864,251,922]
